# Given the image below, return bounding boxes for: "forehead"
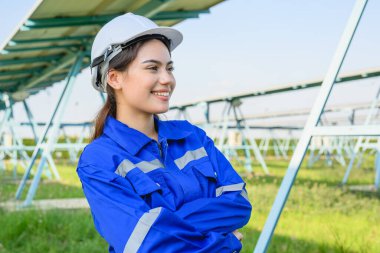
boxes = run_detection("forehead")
[135,39,171,60]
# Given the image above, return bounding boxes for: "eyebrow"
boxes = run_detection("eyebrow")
[142,59,173,65]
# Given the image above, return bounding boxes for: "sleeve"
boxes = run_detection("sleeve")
[175,125,252,234]
[77,164,242,253]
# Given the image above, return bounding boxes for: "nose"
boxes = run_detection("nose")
[159,69,175,86]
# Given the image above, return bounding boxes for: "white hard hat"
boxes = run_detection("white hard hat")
[90,12,183,92]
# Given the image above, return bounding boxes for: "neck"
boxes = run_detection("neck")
[116,107,157,141]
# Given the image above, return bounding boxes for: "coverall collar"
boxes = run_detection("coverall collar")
[103,116,192,155]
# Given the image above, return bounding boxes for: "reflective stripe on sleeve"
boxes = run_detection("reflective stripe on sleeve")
[215,182,245,197]
[240,189,249,202]
[174,147,208,170]
[123,207,162,253]
[116,159,164,177]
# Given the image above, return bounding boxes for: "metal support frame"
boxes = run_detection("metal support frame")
[306,104,370,169]
[22,53,76,90]
[307,136,351,168]
[59,125,90,164]
[258,137,269,157]
[0,95,32,175]
[170,68,380,113]
[15,52,84,206]
[217,99,269,174]
[257,131,298,160]
[342,86,380,185]
[254,1,370,252]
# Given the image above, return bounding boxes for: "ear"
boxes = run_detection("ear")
[107,69,123,90]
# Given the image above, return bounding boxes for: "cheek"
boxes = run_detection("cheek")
[171,77,176,90]
[122,77,150,94]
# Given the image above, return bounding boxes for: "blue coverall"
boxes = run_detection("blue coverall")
[77,116,252,253]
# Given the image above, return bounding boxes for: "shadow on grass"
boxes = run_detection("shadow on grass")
[346,187,380,200]
[241,226,359,253]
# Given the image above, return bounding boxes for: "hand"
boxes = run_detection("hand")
[232,230,243,241]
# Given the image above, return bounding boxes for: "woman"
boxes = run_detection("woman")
[77,12,252,253]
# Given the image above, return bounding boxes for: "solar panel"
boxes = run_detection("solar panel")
[0,0,224,102]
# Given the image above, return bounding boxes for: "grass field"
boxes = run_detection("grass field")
[0,155,379,253]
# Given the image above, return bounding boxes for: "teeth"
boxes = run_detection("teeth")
[152,92,169,97]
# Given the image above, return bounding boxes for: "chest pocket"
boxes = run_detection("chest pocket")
[125,168,161,196]
[179,157,216,202]
[117,158,176,209]
[175,147,218,200]
[190,160,218,198]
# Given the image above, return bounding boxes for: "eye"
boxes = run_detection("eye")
[167,66,175,72]
[147,66,158,71]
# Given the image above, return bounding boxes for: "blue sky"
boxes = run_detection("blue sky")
[1,0,379,132]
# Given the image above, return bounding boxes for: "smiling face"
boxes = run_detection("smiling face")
[108,39,175,118]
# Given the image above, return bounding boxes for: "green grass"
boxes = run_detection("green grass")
[0,209,106,253]
[240,156,380,253]
[0,156,379,253]
[0,162,83,202]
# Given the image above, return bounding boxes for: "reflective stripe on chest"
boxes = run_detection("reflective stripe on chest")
[115,159,164,177]
[174,147,208,170]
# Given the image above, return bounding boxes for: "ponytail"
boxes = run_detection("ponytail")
[91,85,116,141]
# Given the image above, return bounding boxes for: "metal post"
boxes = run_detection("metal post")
[262,137,269,158]
[246,125,269,174]
[5,97,18,175]
[232,101,253,172]
[335,137,347,166]
[22,100,39,143]
[62,128,77,163]
[0,96,12,173]
[72,123,89,159]
[0,110,11,144]
[307,138,316,168]
[0,96,12,137]
[253,1,368,252]
[272,138,281,159]
[46,152,59,179]
[375,148,380,190]
[217,102,230,151]
[9,106,19,175]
